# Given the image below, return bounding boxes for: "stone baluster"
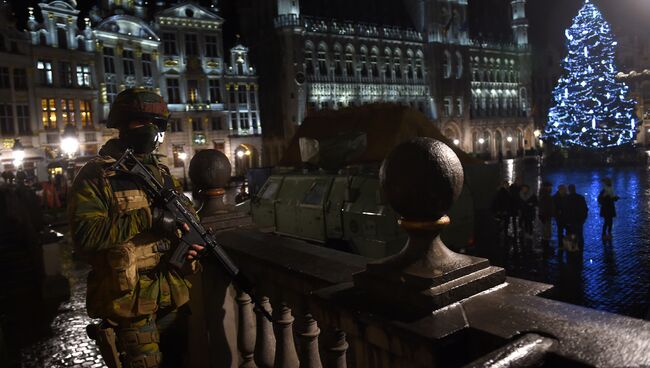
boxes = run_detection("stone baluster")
[236,291,257,368]
[325,330,348,368]
[254,297,276,368]
[273,304,300,368]
[299,314,322,368]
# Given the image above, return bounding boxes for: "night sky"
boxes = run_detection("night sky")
[5,0,650,51]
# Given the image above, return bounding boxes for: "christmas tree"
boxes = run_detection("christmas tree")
[544,0,637,148]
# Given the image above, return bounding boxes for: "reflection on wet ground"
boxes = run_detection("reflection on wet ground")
[480,159,650,319]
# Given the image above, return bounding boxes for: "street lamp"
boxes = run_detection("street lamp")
[61,124,79,159]
[506,136,513,143]
[178,151,188,191]
[12,139,25,168]
[453,139,460,146]
[478,138,485,145]
[61,124,79,182]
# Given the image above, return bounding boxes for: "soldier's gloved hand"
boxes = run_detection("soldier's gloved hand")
[180,223,205,260]
[151,207,181,239]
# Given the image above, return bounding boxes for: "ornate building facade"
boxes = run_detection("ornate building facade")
[0,0,261,181]
[236,0,536,165]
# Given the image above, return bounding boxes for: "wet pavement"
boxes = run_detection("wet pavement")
[9,172,650,367]
[18,235,104,368]
[479,159,650,319]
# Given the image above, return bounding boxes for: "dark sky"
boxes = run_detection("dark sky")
[6,0,650,50]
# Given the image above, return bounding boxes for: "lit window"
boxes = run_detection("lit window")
[37,61,53,85]
[345,51,354,77]
[60,99,75,125]
[187,80,199,103]
[80,100,93,128]
[76,64,91,87]
[317,47,327,76]
[456,97,463,117]
[106,82,118,104]
[193,133,206,145]
[41,98,57,129]
[443,97,452,118]
[240,112,249,130]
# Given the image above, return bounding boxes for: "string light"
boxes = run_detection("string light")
[544,1,637,148]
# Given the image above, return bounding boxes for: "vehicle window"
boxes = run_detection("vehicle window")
[302,181,328,205]
[260,181,281,200]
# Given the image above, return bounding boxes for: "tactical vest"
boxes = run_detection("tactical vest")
[83,157,193,319]
[103,161,175,288]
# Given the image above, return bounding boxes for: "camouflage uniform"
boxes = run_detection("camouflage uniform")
[68,89,197,368]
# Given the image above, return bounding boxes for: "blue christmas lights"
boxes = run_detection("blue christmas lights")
[544,1,637,148]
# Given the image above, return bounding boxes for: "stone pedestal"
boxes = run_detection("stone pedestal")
[352,138,506,314]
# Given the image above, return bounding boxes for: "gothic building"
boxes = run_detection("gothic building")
[0,0,261,180]
[236,0,536,164]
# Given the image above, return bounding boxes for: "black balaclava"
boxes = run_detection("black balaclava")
[120,124,160,154]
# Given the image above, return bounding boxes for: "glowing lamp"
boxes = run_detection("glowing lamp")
[236,150,245,158]
[178,151,188,161]
[12,139,25,167]
[61,124,79,158]
[478,138,485,145]
[453,139,460,146]
[506,136,513,143]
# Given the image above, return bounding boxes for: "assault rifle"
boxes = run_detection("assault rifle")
[111,149,272,321]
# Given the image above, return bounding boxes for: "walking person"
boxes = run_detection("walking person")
[553,184,569,246]
[509,177,524,236]
[565,184,588,251]
[598,177,619,240]
[519,184,537,239]
[538,181,554,243]
[491,181,511,237]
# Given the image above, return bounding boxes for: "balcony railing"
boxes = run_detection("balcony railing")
[189,138,650,368]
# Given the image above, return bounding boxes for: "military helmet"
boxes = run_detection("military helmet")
[107,88,170,130]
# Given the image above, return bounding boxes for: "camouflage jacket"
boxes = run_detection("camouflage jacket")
[68,139,195,320]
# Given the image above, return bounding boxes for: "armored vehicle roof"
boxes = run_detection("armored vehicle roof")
[280,104,477,167]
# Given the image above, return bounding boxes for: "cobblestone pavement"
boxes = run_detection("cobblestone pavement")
[477,160,650,319]
[19,238,105,368]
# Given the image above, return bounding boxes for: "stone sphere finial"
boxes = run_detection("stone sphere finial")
[380,138,463,221]
[189,149,232,190]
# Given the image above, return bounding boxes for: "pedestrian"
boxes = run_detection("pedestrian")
[565,184,588,250]
[538,181,554,242]
[491,180,511,236]
[508,177,524,236]
[68,88,204,368]
[598,177,619,240]
[553,184,568,245]
[519,184,537,239]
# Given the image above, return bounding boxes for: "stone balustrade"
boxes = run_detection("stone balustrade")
[191,140,650,368]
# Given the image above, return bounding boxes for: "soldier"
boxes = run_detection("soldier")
[68,88,204,368]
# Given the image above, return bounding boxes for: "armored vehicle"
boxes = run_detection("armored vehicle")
[250,104,499,258]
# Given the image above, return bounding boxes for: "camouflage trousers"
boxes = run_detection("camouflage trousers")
[113,306,189,368]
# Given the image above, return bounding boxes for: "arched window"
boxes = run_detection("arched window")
[384,48,392,79]
[443,50,452,79]
[345,45,355,77]
[455,51,463,79]
[415,50,424,79]
[360,46,369,78]
[317,43,328,76]
[333,44,342,77]
[304,42,314,76]
[406,49,414,80]
[393,49,402,79]
[370,47,379,78]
